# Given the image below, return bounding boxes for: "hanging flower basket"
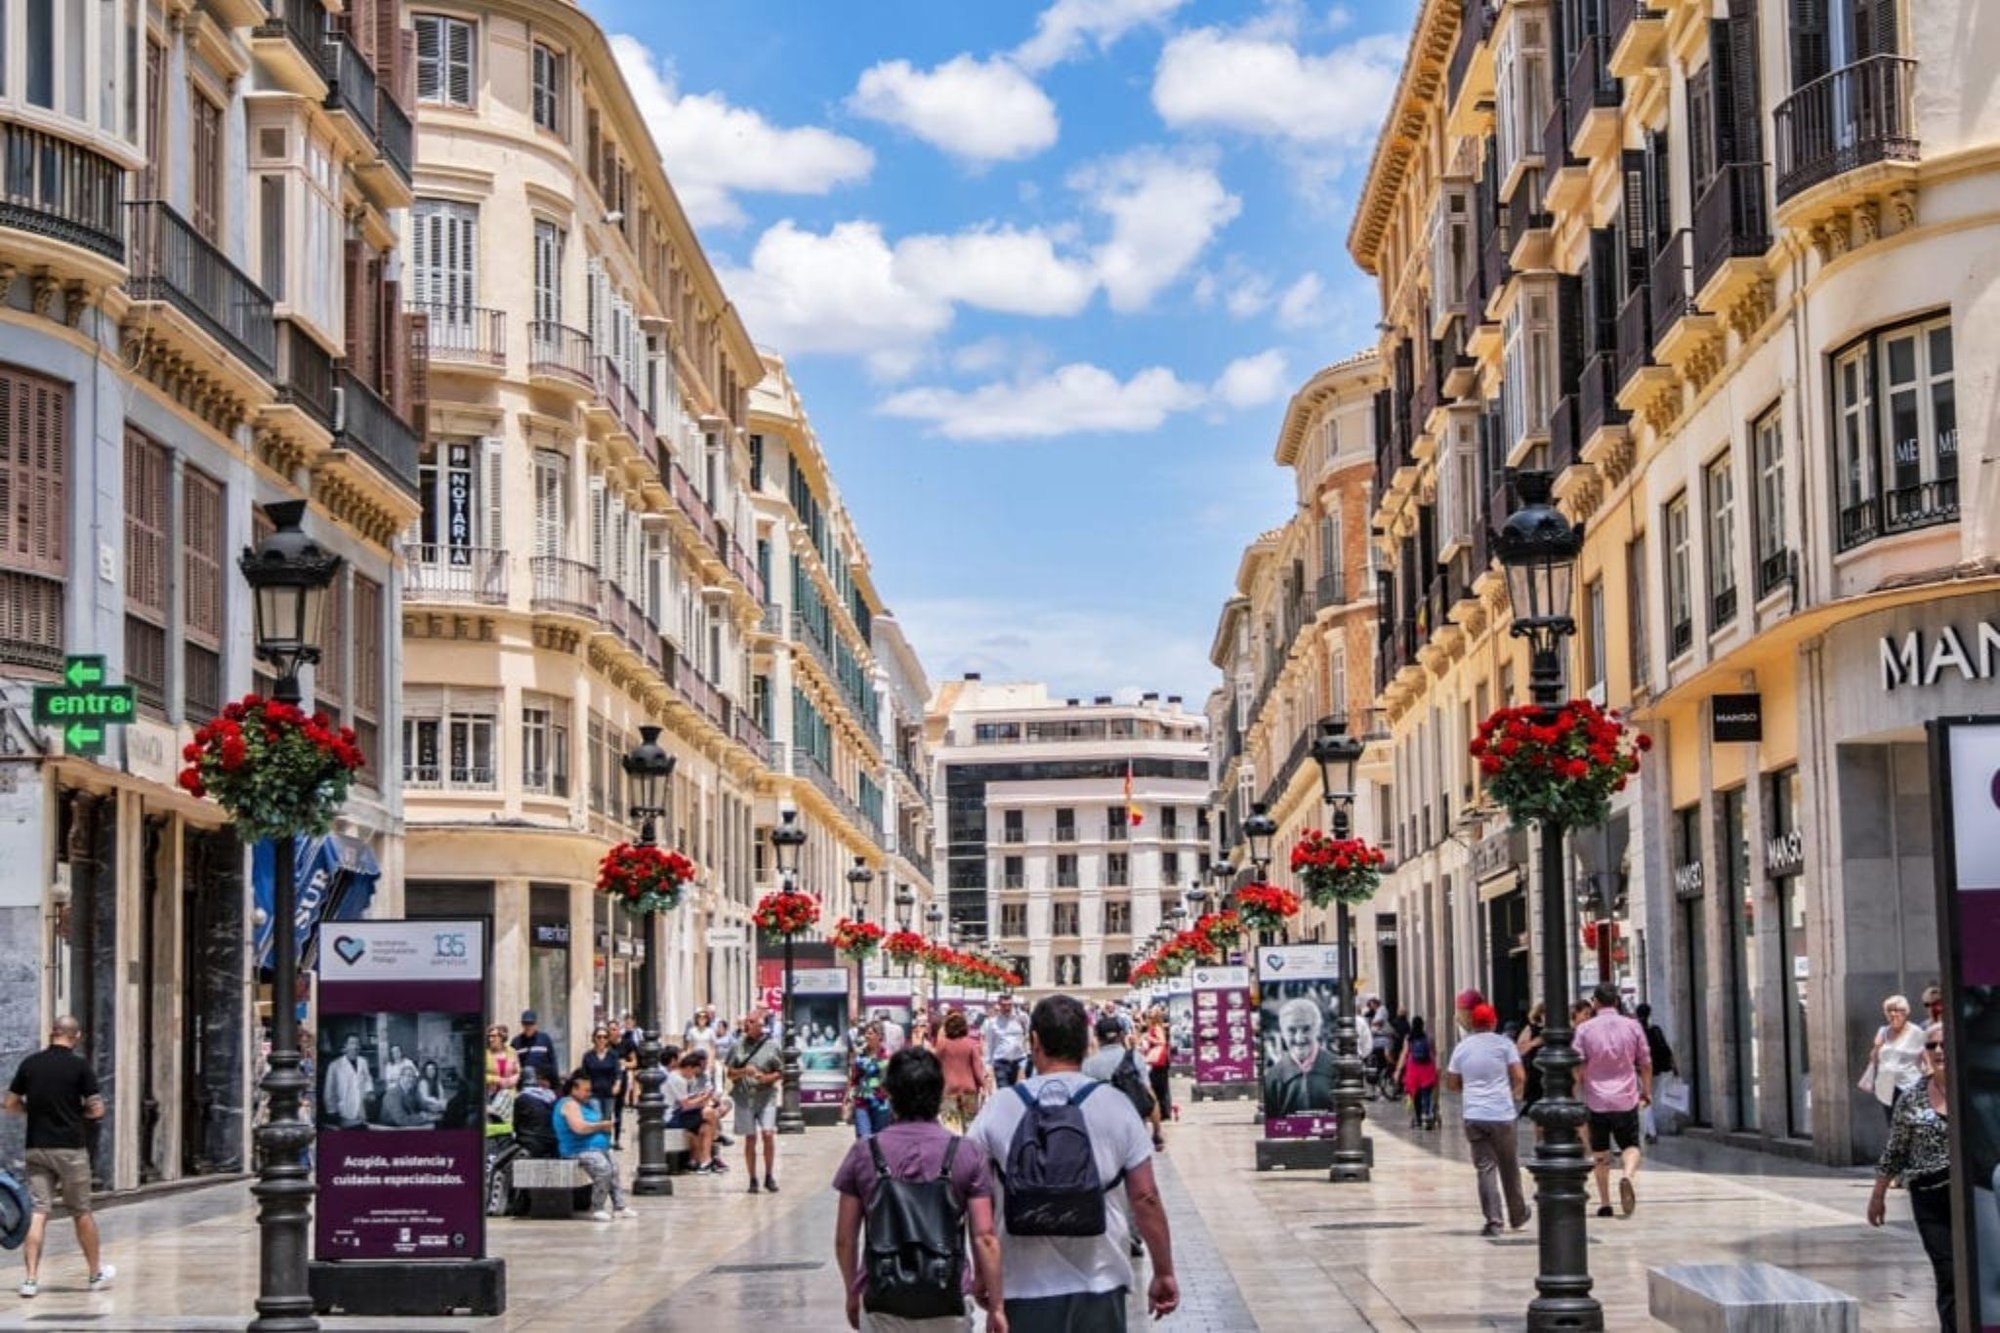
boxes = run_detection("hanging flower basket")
[596,842,696,914]
[1290,828,1389,908]
[883,929,928,967]
[1580,919,1622,951]
[1131,959,1159,986]
[1471,699,1649,830]
[1196,908,1244,951]
[832,917,884,963]
[178,694,363,843]
[1233,882,1302,935]
[752,888,821,938]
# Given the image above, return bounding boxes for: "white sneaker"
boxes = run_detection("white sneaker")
[614,1206,638,1219]
[18,1278,37,1298]
[88,1265,115,1292]
[591,1209,614,1222]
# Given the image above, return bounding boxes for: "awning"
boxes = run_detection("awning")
[253,833,381,971]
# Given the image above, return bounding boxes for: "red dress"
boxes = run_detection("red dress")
[1403,1046,1439,1095]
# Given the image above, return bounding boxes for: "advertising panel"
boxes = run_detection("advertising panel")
[1166,977,1193,1065]
[861,975,914,1035]
[1190,965,1254,1085]
[314,920,486,1262]
[1256,943,1342,1140]
[790,967,850,1107]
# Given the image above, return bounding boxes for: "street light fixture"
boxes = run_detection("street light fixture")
[925,902,945,1016]
[1494,469,1598,1330]
[769,809,809,1135]
[1243,803,1277,880]
[846,857,875,978]
[622,726,676,1197]
[240,500,340,1333]
[1310,715,1372,1185]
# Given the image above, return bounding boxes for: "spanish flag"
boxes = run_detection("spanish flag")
[1124,761,1144,827]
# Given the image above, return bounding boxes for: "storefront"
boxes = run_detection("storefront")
[1472,827,1529,1025]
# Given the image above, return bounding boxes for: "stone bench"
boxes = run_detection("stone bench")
[507,1157,591,1218]
[1648,1262,1859,1332]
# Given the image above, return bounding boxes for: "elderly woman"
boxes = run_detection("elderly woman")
[1860,993,1929,1124]
[1446,1003,1530,1236]
[1868,1019,1954,1330]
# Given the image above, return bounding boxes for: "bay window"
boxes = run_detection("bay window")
[1502,281,1557,455]
[1495,6,1551,194]
[1833,314,1956,550]
[403,686,499,790]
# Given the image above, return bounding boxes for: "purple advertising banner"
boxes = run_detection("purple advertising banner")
[1256,943,1343,1140]
[315,920,486,1262]
[1190,966,1254,1085]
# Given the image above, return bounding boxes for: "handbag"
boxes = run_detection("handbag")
[486,1088,517,1121]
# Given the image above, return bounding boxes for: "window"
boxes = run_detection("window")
[1502,282,1557,451]
[1003,809,1024,843]
[1106,852,1128,888]
[1626,534,1649,691]
[531,42,564,133]
[522,694,570,797]
[1106,953,1132,985]
[532,449,566,558]
[417,438,501,561]
[1665,493,1693,660]
[123,428,168,712]
[1834,315,1957,550]
[190,89,222,243]
[532,220,563,325]
[1330,644,1348,722]
[180,466,223,719]
[1105,901,1132,935]
[403,686,499,789]
[1495,6,1551,188]
[1429,182,1474,320]
[410,199,477,318]
[351,575,382,783]
[999,903,1026,937]
[1052,902,1080,936]
[1162,850,1180,882]
[1436,412,1482,558]
[315,573,346,726]
[1705,450,1738,630]
[415,14,474,107]
[1002,855,1024,889]
[1106,805,1128,840]
[1056,854,1078,887]
[1583,577,1606,700]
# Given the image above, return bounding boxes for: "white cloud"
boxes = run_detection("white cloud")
[894,228,1097,317]
[609,36,873,229]
[1013,0,1191,72]
[1277,271,1330,328]
[1151,26,1405,145]
[1212,349,1290,408]
[950,335,1051,376]
[897,596,1212,703]
[850,55,1059,162]
[1074,149,1240,311]
[879,362,1205,440]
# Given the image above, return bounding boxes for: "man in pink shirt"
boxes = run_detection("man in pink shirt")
[1572,983,1652,1218]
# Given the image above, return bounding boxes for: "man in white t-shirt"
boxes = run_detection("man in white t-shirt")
[969,994,1178,1329]
[1443,1001,1530,1236]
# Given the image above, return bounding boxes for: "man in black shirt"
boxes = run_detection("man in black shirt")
[4,1016,113,1298]
[511,1010,559,1090]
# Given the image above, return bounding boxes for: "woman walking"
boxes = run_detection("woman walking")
[1446,1003,1530,1236]
[1397,1016,1440,1129]
[1141,1006,1172,1149]
[1859,994,1928,1124]
[847,1022,892,1138]
[934,1010,987,1131]
[1868,1019,1955,1330]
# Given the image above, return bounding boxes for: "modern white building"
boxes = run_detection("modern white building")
[929,679,1212,999]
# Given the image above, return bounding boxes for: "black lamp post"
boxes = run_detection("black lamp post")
[241,500,341,1333]
[769,809,809,1134]
[846,857,875,978]
[894,883,915,985]
[925,902,945,1015]
[1310,716,1371,1184]
[622,726,676,1197]
[1494,469,1597,1330]
[1241,803,1278,1124]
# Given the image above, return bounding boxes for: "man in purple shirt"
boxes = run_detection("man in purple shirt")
[1573,983,1652,1219]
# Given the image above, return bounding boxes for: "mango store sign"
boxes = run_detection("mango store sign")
[1881,618,2000,692]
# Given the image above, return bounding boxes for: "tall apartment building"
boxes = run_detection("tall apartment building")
[748,354,937,936]
[1353,0,1999,1164]
[397,0,775,1060]
[930,681,1211,998]
[0,0,417,1186]
[1208,354,1393,992]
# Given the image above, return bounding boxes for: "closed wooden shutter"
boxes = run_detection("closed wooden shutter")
[123,428,168,621]
[0,367,67,577]
[415,12,440,102]
[182,466,222,647]
[191,91,222,243]
[534,451,564,558]
[1722,1,1763,164]
[317,574,346,715]
[481,438,503,551]
[445,17,473,106]
[1789,0,1829,88]
[1851,0,1897,59]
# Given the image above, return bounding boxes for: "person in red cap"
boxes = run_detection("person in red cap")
[1455,989,1486,1035]
[1445,1003,1530,1236]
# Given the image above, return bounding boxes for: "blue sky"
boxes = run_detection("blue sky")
[583,0,1419,703]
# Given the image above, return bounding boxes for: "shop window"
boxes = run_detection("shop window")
[1832,314,1957,551]
[1705,450,1738,631]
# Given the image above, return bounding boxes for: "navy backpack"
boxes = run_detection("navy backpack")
[1001,1081,1117,1237]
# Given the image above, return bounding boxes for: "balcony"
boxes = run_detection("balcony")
[727,539,765,607]
[1757,548,1792,599]
[272,318,336,432]
[528,320,594,390]
[1773,56,1918,207]
[1693,162,1771,297]
[1547,394,1578,480]
[1505,178,1550,267]
[1576,351,1627,448]
[1566,35,1621,160]
[332,365,419,493]
[404,545,507,605]
[1614,284,1650,390]
[375,88,413,184]
[672,654,724,728]
[1649,230,1693,351]
[1055,871,1080,888]
[411,302,504,367]
[529,555,600,619]
[594,356,651,446]
[1316,570,1346,609]
[1480,222,1510,311]
[1002,874,1026,890]
[1837,478,1959,552]
[1447,0,1495,111]
[322,30,378,144]
[1001,827,1026,844]
[1105,822,1128,842]
[1710,584,1738,631]
[1670,615,1694,660]
[1606,0,1666,79]
[0,570,64,673]
[1542,102,1587,218]
[729,703,770,765]
[251,0,332,94]
[1053,826,1078,843]
[1105,870,1130,889]
[669,461,722,551]
[125,201,275,377]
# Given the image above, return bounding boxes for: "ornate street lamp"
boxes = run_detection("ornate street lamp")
[1310,716,1371,1185]
[894,883,916,981]
[846,857,875,977]
[1494,469,1598,1330]
[622,726,676,1197]
[240,500,340,1333]
[925,902,945,1015]
[769,809,809,1135]
[1243,803,1277,880]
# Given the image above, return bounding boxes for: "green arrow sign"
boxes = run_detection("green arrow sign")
[64,721,104,754]
[33,657,137,756]
[64,655,105,688]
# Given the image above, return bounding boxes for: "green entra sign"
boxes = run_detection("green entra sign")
[32,656,138,756]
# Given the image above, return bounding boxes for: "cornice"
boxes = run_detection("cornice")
[1347,0,1459,274]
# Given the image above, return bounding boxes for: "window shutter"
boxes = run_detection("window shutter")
[371,0,400,98]
[1851,0,1897,59]
[343,238,369,371]
[446,18,473,107]
[415,14,440,101]
[1788,0,1829,88]
[534,453,563,559]
[1586,226,1619,355]
[1556,273,1586,402]
[589,475,606,572]
[408,205,431,306]
[1646,131,1673,254]
[1619,152,1649,296]
[1721,2,1763,164]
[481,437,503,551]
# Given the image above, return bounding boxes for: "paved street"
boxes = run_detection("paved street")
[0,1093,1947,1331]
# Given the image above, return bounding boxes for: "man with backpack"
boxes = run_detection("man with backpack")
[832,1046,1004,1332]
[968,995,1177,1331]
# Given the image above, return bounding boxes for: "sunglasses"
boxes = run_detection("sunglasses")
[1927,1042,1944,1051]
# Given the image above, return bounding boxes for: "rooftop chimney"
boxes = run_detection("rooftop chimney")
[1066,698,1080,706]
[1167,695,1182,704]
[963,671,982,681]
[1141,692,1159,702]
[1094,695,1113,705]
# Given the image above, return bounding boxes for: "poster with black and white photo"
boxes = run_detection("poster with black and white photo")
[861,975,914,1034]
[789,968,850,1107]
[1257,943,1342,1140]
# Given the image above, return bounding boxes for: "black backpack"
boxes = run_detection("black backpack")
[862,1136,967,1320]
[1109,1049,1156,1122]
[1001,1081,1114,1237]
